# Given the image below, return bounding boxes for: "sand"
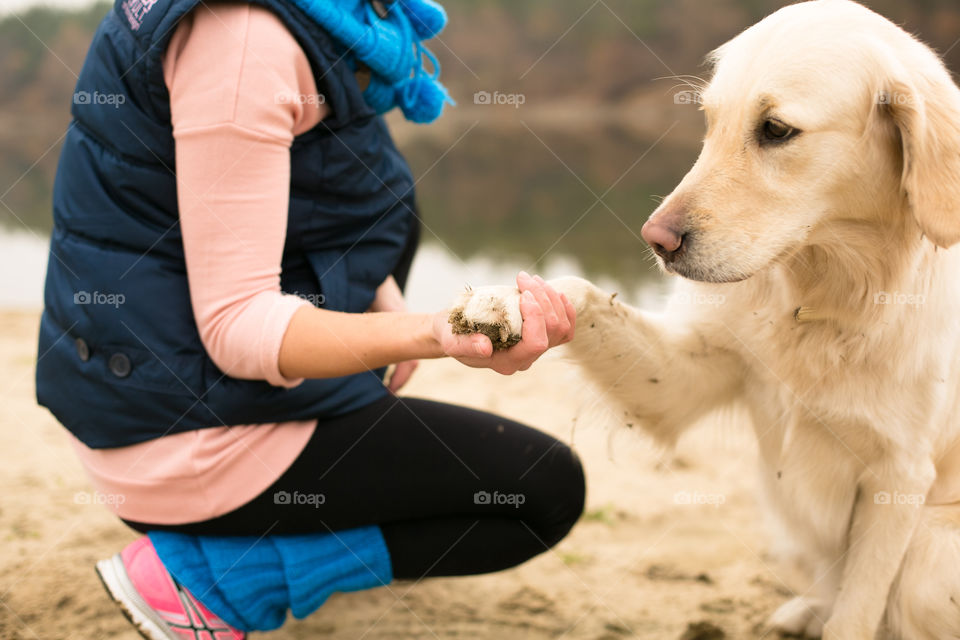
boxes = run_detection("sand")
[0,309,798,639]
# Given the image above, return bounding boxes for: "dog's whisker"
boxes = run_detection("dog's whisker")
[655,74,710,90]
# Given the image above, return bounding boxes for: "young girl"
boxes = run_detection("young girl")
[37,0,584,637]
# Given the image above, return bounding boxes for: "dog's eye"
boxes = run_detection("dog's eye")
[761,119,799,143]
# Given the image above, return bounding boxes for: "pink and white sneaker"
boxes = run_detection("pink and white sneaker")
[95,536,245,640]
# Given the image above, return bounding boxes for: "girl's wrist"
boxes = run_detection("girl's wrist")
[419,312,447,360]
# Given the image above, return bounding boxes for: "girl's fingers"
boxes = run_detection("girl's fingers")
[516,289,548,357]
[388,360,419,393]
[444,331,492,359]
[517,270,537,292]
[534,275,569,343]
[469,335,493,358]
[529,280,559,333]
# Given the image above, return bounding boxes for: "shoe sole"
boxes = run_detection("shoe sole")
[95,554,179,640]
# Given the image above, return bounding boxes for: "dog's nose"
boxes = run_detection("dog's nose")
[642,199,688,262]
[641,219,684,261]
[642,220,682,252]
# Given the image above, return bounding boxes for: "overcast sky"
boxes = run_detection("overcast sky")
[2,0,99,15]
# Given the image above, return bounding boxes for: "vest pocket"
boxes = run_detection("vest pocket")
[304,248,388,315]
[91,341,206,397]
[305,249,350,311]
[36,312,215,448]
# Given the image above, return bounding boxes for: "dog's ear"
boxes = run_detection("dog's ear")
[884,72,960,248]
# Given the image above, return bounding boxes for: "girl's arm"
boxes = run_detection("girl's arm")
[278,271,576,380]
[167,4,574,387]
[366,275,419,392]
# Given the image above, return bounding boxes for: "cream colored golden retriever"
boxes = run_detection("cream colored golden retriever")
[452,1,960,638]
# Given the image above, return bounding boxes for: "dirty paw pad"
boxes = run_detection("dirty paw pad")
[448,286,523,351]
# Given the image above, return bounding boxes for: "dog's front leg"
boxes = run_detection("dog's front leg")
[822,455,936,640]
[449,276,745,444]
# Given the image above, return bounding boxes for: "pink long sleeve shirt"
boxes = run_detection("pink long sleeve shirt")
[71,2,339,524]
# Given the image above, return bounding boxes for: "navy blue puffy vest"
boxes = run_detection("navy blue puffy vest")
[36,0,417,448]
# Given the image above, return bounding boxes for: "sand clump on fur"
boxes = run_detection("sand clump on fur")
[448,308,521,351]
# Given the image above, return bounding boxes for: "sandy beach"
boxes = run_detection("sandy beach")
[1,309,798,639]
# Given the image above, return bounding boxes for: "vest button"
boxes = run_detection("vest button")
[75,338,90,362]
[108,353,132,378]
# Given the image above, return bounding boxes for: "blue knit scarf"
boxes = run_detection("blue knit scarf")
[289,0,454,123]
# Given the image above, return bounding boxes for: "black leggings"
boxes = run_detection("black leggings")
[124,396,586,580]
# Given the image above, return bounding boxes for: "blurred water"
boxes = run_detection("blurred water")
[0,229,49,309]
[0,228,670,311]
[405,243,670,313]
[395,121,691,291]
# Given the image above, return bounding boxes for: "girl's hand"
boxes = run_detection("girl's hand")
[385,359,418,393]
[369,276,419,392]
[368,275,406,314]
[434,272,576,375]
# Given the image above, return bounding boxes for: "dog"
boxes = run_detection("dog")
[451,1,960,638]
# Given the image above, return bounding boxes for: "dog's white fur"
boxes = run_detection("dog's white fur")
[454,2,960,638]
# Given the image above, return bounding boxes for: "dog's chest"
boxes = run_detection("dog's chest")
[729,305,912,451]
[734,307,877,397]
[735,313,875,549]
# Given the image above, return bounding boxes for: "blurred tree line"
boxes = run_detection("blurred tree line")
[1,0,958,267]
[438,0,960,100]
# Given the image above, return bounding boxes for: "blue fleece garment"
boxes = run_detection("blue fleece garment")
[288,0,454,123]
[149,526,393,631]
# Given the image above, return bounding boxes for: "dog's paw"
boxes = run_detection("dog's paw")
[448,285,523,351]
[765,597,829,638]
